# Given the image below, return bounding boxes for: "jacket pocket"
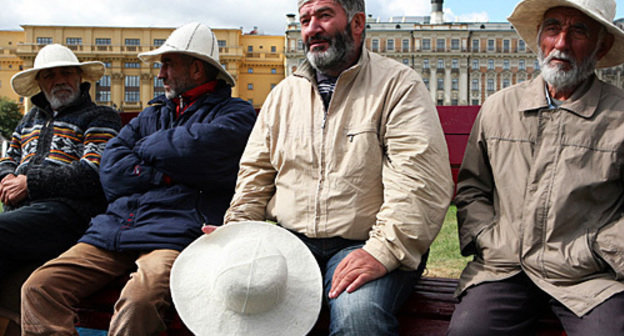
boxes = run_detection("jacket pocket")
[474,222,518,265]
[593,220,624,280]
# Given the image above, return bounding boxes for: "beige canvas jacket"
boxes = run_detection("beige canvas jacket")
[455,75,624,316]
[225,49,454,272]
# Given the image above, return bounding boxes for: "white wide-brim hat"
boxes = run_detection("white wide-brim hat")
[170,221,323,336]
[508,0,624,68]
[138,22,236,87]
[11,43,105,97]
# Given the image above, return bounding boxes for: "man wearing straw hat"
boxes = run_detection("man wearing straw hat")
[448,0,624,334]
[220,0,454,334]
[21,23,256,335]
[0,43,120,333]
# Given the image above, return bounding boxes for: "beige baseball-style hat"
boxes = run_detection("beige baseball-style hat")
[138,22,236,86]
[170,221,323,336]
[10,43,105,97]
[508,0,624,68]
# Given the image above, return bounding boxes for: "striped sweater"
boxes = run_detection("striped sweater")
[0,83,121,219]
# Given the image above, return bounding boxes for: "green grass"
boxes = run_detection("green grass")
[425,205,471,278]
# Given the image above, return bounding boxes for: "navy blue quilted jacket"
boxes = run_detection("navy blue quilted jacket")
[80,83,256,251]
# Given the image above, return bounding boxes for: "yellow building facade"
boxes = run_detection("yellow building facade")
[0,30,25,104]
[2,25,285,115]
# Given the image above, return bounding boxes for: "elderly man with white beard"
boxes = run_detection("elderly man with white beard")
[447,0,624,335]
[0,43,120,333]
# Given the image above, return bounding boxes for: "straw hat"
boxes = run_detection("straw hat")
[138,22,236,86]
[170,221,323,336]
[10,43,105,97]
[508,0,624,68]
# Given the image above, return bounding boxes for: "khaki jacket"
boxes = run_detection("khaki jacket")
[455,75,624,316]
[225,49,454,272]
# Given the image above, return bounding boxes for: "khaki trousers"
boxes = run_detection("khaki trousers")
[21,243,180,336]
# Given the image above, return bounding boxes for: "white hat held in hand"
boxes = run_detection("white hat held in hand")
[138,22,236,86]
[11,43,105,97]
[170,221,323,336]
[508,0,624,68]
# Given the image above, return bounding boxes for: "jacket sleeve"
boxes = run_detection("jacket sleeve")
[362,78,454,272]
[134,100,256,190]
[454,108,497,256]
[26,109,121,200]
[593,216,624,280]
[224,92,279,223]
[0,129,23,180]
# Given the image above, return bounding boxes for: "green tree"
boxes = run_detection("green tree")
[0,97,23,140]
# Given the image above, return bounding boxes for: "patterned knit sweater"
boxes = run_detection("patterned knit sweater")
[0,83,121,219]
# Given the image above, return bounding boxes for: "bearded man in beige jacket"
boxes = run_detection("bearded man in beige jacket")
[448,0,624,335]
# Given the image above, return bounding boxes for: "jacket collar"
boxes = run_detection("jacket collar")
[294,47,370,84]
[31,82,93,115]
[518,74,601,119]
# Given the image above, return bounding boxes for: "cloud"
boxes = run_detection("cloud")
[444,8,489,23]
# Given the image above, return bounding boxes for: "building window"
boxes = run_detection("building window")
[503,39,510,52]
[519,59,526,71]
[271,68,277,74]
[104,62,112,68]
[271,45,277,53]
[518,40,526,52]
[36,37,52,45]
[472,59,479,70]
[437,99,444,105]
[96,75,111,102]
[66,37,82,45]
[154,39,166,47]
[422,39,431,51]
[217,40,227,48]
[471,79,479,91]
[452,58,459,69]
[297,40,303,50]
[534,60,540,70]
[153,63,161,68]
[423,59,429,69]
[436,38,445,51]
[271,83,277,89]
[487,39,495,51]
[503,78,510,88]
[437,58,444,69]
[248,45,253,52]
[372,39,379,52]
[488,59,494,70]
[451,99,458,106]
[503,59,510,70]
[153,77,165,98]
[248,68,253,73]
[402,58,409,65]
[125,62,140,68]
[124,76,140,103]
[472,39,479,52]
[487,78,495,92]
[95,38,111,45]
[248,99,253,105]
[386,39,394,51]
[437,77,444,90]
[125,39,140,46]
[451,39,460,50]
[247,83,253,90]
[402,39,409,52]
[472,99,480,105]
[423,78,430,89]
[452,78,458,90]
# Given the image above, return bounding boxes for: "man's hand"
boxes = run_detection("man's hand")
[0,174,28,206]
[201,225,218,235]
[328,248,388,299]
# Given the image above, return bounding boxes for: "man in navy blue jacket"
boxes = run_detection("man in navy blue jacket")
[21,23,257,335]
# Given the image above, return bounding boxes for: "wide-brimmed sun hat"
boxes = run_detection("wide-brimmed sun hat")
[170,221,323,336]
[508,0,624,68]
[138,22,236,86]
[10,43,105,97]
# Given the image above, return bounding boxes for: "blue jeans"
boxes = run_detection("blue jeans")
[292,232,426,336]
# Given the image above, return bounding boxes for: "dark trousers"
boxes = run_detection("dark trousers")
[447,272,624,336]
[0,200,86,276]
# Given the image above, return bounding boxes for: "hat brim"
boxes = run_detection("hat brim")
[170,221,323,336]
[138,45,236,87]
[508,0,624,68]
[10,61,105,97]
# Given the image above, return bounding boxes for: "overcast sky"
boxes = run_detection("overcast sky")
[2,0,623,35]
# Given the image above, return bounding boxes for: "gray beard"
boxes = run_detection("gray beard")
[538,48,598,91]
[44,85,80,110]
[305,24,357,75]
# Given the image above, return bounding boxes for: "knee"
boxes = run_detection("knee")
[447,308,488,336]
[21,268,51,302]
[330,293,397,335]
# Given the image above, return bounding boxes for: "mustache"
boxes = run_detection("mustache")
[306,34,331,48]
[544,50,575,66]
[51,84,74,95]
